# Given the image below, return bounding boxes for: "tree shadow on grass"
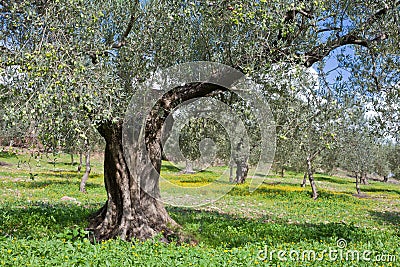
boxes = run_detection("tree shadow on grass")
[12,179,103,189]
[0,201,102,239]
[28,172,103,181]
[369,211,400,230]
[168,207,371,248]
[0,151,17,159]
[0,201,390,247]
[362,187,400,195]
[161,164,181,173]
[315,176,352,185]
[46,161,79,166]
[228,185,355,201]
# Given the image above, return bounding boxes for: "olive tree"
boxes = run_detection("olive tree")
[2,0,399,241]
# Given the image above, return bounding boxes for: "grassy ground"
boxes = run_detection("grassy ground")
[0,149,399,266]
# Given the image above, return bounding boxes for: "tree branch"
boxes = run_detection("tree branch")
[303,34,370,67]
[317,27,341,33]
[89,0,139,64]
[302,1,400,67]
[112,0,140,49]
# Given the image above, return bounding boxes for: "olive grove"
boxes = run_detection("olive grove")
[1,0,399,241]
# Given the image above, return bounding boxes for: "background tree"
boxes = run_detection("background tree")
[388,144,400,180]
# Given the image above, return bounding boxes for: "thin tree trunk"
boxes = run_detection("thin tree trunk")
[70,153,74,165]
[301,172,307,187]
[80,143,91,193]
[306,157,318,199]
[360,172,369,185]
[355,172,361,194]
[229,161,234,183]
[280,167,285,178]
[78,151,83,173]
[383,176,388,182]
[184,160,195,174]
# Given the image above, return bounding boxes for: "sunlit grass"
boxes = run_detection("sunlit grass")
[0,150,399,266]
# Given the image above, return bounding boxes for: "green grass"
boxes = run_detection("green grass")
[0,149,399,266]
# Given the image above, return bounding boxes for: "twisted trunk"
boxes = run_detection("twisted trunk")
[88,82,231,241]
[88,121,177,241]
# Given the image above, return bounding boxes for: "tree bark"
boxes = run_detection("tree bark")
[234,138,249,184]
[87,121,178,242]
[360,172,369,185]
[383,176,388,183]
[80,143,91,193]
[235,160,248,184]
[306,157,318,199]
[355,172,361,195]
[229,160,234,183]
[183,160,195,174]
[280,167,285,178]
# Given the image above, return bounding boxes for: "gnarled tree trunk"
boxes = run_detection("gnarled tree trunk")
[88,81,232,241]
[88,121,177,241]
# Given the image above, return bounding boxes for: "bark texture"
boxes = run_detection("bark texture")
[235,161,249,184]
[88,121,177,241]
